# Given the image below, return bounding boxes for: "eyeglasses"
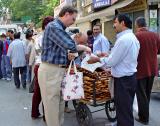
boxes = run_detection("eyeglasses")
[72,17,76,22]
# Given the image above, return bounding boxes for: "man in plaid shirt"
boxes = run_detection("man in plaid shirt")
[38,6,78,126]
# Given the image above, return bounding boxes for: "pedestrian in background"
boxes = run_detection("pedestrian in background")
[38,6,78,126]
[1,33,12,81]
[0,36,3,79]
[31,16,54,119]
[6,30,14,41]
[87,30,94,52]
[135,17,160,125]
[7,32,27,89]
[25,31,34,83]
[92,24,110,55]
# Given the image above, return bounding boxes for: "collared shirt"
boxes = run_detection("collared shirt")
[29,32,43,66]
[34,32,43,65]
[100,29,140,78]
[93,33,110,54]
[136,28,160,79]
[41,18,77,65]
[26,40,34,55]
[7,39,27,68]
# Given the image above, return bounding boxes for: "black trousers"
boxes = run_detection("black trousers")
[13,66,27,88]
[136,76,154,122]
[114,74,137,126]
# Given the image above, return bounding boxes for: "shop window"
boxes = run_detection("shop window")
[149,5,158,32]
[124,11,144,33]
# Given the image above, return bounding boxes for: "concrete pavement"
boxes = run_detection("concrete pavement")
[0,79,160,126]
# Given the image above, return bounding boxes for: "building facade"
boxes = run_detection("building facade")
[54,0,158,42]
[148,0,160,33]
[74,0,148,42]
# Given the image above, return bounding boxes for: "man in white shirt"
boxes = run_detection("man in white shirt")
[88,14,140,126]
[7,32,27,89]
[92,24,110,55]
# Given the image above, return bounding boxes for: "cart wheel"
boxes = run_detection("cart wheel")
[105,99,116,122]
[76,103,94,126]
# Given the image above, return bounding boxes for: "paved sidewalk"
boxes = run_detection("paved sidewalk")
[0,79,160,126]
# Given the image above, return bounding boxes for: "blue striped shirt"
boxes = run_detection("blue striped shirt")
[41,18,77,65]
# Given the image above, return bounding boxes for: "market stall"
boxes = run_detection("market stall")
[75,68,116,126]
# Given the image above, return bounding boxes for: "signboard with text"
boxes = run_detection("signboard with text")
[149,10,158,32]
[93,0,111,9]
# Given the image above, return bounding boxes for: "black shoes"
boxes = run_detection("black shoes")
[135,117,149,125]
[32,114,43,120]
[15,84,26,89]
[15,84,20,89]
[22,84,26,89]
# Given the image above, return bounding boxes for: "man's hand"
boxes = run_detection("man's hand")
[68,53,77,61]
[85,47,91,54]
[87,56,100,64]
[97,52,108,57]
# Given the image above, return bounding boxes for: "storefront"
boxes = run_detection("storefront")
[75,0,149,43]
[148,0,160,33]
[76,0,135,42]
[118,0,147,32]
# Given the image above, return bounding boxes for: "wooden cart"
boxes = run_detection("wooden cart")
[74,68,116,126]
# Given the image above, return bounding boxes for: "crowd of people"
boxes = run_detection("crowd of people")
[0,5,160,126]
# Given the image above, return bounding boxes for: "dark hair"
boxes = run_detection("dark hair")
[8,29,14,34]
[114,14,132,29]
[42,16,54,30]
[1,33,6,38]
[93,24,102,29]
[25,30,33,39]
[87,30,93,36]
[59,5,78,17]
[135,17,146,27]
[71,29,79,34]
[14,32,21,39]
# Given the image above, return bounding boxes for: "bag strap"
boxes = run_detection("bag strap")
[67,60,77,75]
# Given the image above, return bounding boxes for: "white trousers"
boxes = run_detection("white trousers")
[38,62,65,126]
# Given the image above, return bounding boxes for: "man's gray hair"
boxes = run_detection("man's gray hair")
[135,17,147,27]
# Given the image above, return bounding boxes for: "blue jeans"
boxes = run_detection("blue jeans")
[13,66,27,88]
[26,64,32,83]
[1,55,12,78]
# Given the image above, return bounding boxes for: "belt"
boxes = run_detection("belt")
[58,65,66,68]
[42,62,66,68]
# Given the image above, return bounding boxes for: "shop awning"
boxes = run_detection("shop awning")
[76,0,135,23]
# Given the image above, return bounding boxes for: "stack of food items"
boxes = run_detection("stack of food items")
[78,67,111,103]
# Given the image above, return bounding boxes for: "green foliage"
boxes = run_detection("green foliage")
[0,0,59,25]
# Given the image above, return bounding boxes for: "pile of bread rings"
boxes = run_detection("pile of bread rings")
[78,68,111,103]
